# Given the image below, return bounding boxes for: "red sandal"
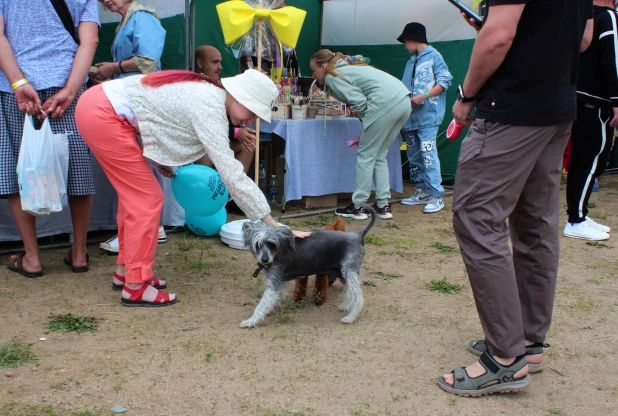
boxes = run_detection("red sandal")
[121,283,177,307]
[112,273,167,291]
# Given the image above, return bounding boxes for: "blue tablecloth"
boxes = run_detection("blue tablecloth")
[259,118,403,203]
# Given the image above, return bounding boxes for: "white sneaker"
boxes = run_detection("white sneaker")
[423,197,444,214]
[563,221,609,241]
[584,217,611,233]
[100,226,167,253]
[401,189,431,206]
[99,235,119,253]
[158,225,167,243]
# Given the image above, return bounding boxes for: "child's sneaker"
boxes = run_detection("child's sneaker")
[335,203,369,220]
[592,178,600,192]
[401,189,430,206]
[158,225,167,243]
[372,203,393,220]
[423,197,444,213]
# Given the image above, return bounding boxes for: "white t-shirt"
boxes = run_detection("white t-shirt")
[102,79,139,131]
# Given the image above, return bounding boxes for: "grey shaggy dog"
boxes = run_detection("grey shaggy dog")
[240,204,376,328]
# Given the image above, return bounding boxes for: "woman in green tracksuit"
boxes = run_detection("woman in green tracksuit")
[310,50,411,220]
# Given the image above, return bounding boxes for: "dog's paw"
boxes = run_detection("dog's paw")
[239,319,258,328]
[339,304,349,313]
[340,315,356,324]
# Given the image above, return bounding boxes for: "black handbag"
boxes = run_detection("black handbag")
[49,0,80,45]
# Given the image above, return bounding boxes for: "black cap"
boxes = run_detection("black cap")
[397,22,427,44]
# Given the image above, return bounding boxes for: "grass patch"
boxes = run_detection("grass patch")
[363,281,377,287]
[586,241,612,249]
[426,278,463,294]
[365,233,420,248]
[266,410,308,416]
[575,296,596,311]
[588,202,597,209]
[296,214,337,228]
[431,242,457,254]
[586,278,601,285]
[373,272,403,281]
[438,228,455,236]
[0,338,37,367]
[204,351,213,362]
[590,212,608,220]
[385,222,400,229]
[46,313,98,333]
[275,310,292,324]
[548,408,563,415]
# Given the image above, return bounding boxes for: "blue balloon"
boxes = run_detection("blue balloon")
[172,165,229,216]
[185,208,228,237]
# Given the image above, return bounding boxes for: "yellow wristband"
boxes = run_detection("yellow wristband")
[11,79,28,90]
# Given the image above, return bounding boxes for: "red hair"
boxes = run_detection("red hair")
[141,70,224,89]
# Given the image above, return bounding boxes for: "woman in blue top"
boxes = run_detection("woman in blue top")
[310,50,411,220]
[93,0,166,81]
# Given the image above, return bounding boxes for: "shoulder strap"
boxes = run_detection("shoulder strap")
[49,0,80,45]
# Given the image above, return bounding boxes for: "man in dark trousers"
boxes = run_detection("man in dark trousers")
[437,0,593,397]
[564,0,618,241]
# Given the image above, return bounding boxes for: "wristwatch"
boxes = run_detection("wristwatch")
[457,85,476,103]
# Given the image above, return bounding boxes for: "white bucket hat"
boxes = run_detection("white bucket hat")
[221,69,278,123]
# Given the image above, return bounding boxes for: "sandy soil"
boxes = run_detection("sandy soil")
[1,178,618,416]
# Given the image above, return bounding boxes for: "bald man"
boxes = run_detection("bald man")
[195,45,256,174]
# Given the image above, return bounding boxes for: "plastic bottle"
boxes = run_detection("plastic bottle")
[269,175,278,204]
[258,160,267,195]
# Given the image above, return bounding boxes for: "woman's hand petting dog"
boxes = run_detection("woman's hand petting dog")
[292,230,311,238]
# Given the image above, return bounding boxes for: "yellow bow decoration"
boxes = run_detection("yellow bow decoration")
[216,0,307,49]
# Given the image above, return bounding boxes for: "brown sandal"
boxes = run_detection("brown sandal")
[63,248,90,273]
[8,252,43,278]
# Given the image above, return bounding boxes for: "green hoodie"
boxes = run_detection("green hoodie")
[324,60,410,129]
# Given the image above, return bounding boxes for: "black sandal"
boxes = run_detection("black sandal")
[63,248,90,273]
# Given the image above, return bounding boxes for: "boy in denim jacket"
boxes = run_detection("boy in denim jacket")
[398,22,453,213]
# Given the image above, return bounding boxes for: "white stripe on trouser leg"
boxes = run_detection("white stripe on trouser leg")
[577,108,607,218]
[608,11,618,79]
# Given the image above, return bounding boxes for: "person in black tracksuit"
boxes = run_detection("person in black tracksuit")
[565,1,618,241]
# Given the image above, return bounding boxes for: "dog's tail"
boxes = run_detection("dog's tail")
[357,203,376,239]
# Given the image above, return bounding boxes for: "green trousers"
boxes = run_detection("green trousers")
[353,97,411,205]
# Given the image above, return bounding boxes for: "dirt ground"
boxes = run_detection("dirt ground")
[1,177,618,416]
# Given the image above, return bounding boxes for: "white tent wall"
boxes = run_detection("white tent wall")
[322,0,477,45]
[97,0,185,24]
[321,0,480,184]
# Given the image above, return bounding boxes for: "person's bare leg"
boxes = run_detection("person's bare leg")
[68,195,93,267]
[236,149,254,174]
[7,194,42,272]
[525,340,544,365]
[194,153,214,168]
[230,141,254,174]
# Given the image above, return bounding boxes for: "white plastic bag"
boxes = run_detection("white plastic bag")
[16,115,70,216]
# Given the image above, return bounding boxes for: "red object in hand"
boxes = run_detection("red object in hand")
[446,119,465,141]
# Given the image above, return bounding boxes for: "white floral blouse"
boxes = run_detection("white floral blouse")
[122,75,270,221]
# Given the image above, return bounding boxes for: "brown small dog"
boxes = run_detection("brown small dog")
[292,217,346,305]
